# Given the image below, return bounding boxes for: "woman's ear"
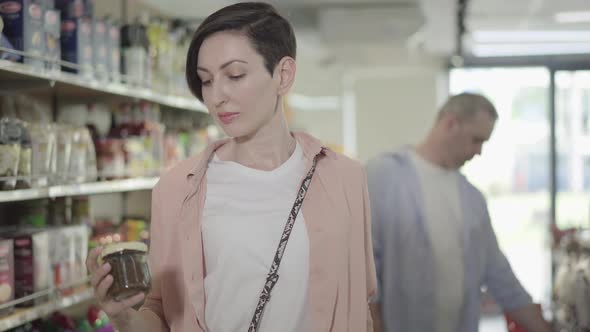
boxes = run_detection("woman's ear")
[275,56,296,96]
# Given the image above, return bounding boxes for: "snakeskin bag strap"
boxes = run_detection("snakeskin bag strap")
[248,150,322,332]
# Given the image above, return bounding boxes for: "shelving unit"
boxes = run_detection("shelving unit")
[0,44,195,329]
[0,59,207,113]
[0,177,159,203]
[0,288,94,331]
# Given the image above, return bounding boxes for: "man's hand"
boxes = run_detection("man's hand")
[506,303,553,332]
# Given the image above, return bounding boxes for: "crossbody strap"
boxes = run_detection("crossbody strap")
[248,150,322,332]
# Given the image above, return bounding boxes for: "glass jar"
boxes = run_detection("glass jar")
[100,242,151,301]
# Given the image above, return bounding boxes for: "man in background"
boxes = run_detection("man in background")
[367,93,552,332]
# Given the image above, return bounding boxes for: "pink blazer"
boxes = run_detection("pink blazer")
[140,132,377,331]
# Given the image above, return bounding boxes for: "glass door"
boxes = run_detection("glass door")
[555,70,590,230]
[449,68,553,331]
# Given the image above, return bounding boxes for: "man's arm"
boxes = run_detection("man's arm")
[505,303,553,332]
[478,195,552,331]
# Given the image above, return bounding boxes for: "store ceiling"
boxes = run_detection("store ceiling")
[137,0,590,95]
[140,0,590,60]
[465,0,590,56]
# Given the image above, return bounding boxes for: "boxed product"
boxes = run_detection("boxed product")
[48,226,74,294]
[60,16,91,76]
[91,18,106,80]
[43,8,59,72]
[71,224,88,288]
[54,0,82,19]
[40,0,54,10]
[0,238,14,316]
[105,19,120,82]
[0,0,45,68]
[10,230,50,307]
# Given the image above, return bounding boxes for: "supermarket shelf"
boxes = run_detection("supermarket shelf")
[0,59,207,113]
[0,177,159,203]
[0,288,94,331]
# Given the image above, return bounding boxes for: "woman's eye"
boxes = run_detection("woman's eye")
[229,74,245,81]
[202,79,212,86]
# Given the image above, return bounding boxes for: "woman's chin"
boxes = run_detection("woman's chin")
[219,124,250,139]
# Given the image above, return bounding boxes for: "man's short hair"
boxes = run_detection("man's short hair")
[438,92,498,121]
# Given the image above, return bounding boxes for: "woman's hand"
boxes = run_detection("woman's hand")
[86,246,145,325]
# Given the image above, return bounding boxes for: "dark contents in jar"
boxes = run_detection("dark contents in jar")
[103,249,151,301]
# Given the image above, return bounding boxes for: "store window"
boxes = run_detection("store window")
[555,70,590,230]
[449,68,553,322]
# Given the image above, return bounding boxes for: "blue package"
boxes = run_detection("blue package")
[0,33,21,60]
[60,15,91,76]
[0,0,44,68]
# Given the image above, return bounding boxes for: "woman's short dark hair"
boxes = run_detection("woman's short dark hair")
[186,2,297,102]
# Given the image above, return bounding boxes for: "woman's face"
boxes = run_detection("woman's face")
[196,31,282,138]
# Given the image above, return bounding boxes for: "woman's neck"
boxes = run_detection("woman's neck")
[218,110,296,171]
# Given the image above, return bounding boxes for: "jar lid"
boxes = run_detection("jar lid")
[101,241,147,258]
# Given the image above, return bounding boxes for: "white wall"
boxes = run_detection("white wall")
[291,61,449,162]
[291,110,344,151]
[354,65,449,162]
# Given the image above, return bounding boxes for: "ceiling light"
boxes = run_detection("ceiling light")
[555,11,590,23]
[471,30,590,43]
[471,42,590,57]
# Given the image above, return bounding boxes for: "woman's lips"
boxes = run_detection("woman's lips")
[218,112,240,124]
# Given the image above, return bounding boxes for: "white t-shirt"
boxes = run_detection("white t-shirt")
[202,142,311,332]
[410,150,464,332]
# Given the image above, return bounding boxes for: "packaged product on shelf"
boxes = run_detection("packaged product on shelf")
[56,103,87,127]
[50,196,71,225]
[120,18,149,87]
[0,0,44,68]
[48,226,74,295]
[15,121,31,189]
[0,238,15,316]
[68,126,96,183]
[71,224,88,288]
[40,0,54,11]
[90,218,121,249]
[96,137,125,180]
[28,122,55,188]
[12,94,51,124]
[9,230,50,307]
[119,218,148,244]
[43,8,60,72]
[0,16,22,61]
[105,18,120,83]
[163,132,186,169]
[54,0,83,19]
[82,0,91,17]
[47,225,88,295]
[60,16,92,76]
[169,21,190,96]
[86,103,111,137]
[0,117,21,190]
[91,18,107,81]
[147,17,173,93]
[54,124,72,184]
[71,195,90,224]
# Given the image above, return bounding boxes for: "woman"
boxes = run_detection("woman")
[86,2,376,331]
